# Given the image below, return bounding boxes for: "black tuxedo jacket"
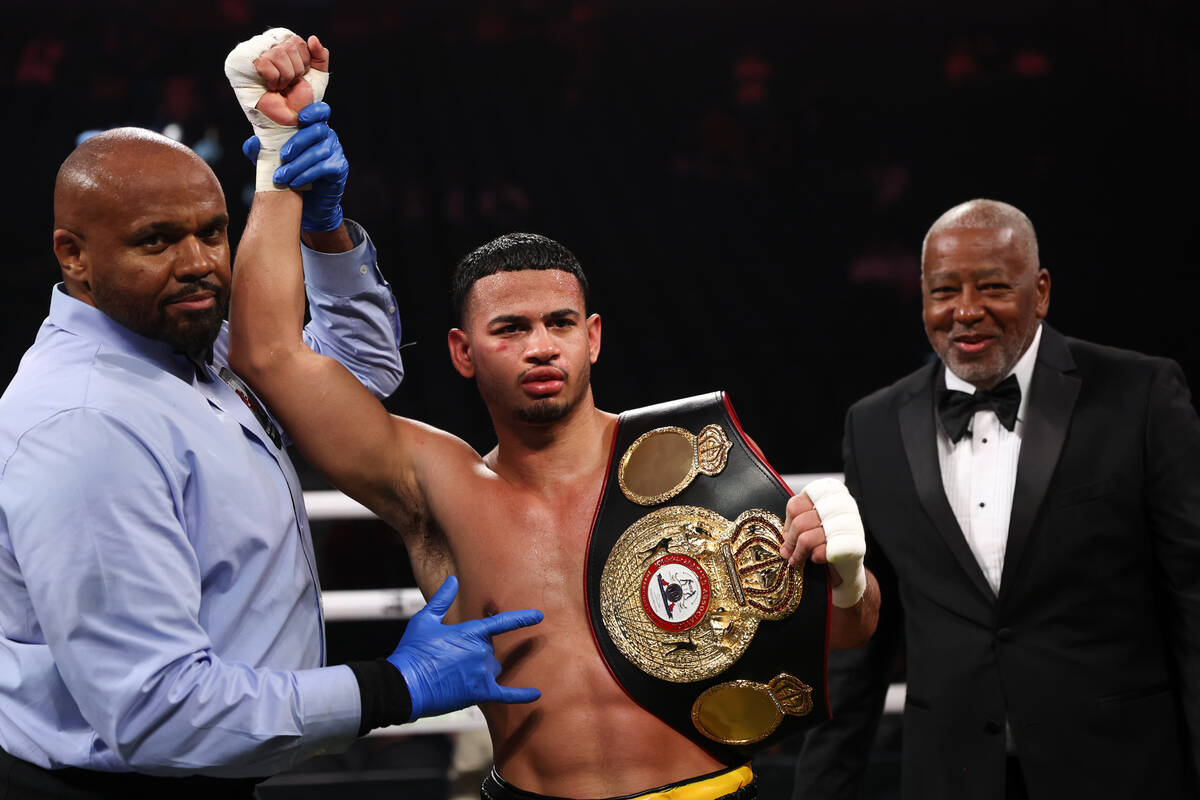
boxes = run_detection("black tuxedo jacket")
[794,326,1200,799]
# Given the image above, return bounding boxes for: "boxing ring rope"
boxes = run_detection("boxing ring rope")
[309,474,904,737]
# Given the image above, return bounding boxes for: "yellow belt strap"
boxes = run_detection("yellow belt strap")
[627,765,754,800]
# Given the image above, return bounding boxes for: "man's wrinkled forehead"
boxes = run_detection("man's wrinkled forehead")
[921,225,1033,277]
[931,225,1018,253]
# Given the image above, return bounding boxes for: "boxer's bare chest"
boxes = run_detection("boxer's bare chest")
[397,440,726,792]
[441,474,602,624]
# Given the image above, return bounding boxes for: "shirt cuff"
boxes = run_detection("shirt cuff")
[301,219,386,297]
[292,664,363,753]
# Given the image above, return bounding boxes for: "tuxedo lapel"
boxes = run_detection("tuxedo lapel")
[898,366,997,603]
[999,326,1079,598]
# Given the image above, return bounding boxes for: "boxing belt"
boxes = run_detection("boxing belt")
[584,391,830,759]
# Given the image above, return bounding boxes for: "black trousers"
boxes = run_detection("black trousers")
[0,745,261,799]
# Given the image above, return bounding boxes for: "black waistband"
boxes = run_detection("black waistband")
[480,765,757,800]
[0,745,263,799]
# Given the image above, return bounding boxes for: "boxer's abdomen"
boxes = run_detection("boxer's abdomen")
[443,473,726,797]
[479,593,724,796]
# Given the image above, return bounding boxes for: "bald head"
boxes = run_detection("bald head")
[54,127,214,232]
[922,198,1039,270]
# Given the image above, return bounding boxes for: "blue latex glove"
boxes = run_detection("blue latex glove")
[387,576,543,720]
[241,102,347,231]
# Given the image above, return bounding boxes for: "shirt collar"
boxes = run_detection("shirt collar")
[47,283,200,384]
[943,322,1043,423]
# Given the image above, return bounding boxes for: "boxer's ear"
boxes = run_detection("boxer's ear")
[448,328,475,378]
[586,313,602,365]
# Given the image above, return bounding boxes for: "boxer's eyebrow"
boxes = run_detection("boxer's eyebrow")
[489,313,530,326]
[487,309,580,329]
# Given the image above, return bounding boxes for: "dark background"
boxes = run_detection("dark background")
[2,1,1196,794]
[4,0,1197,477]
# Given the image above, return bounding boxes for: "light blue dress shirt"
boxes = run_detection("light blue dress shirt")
[0,221,402,778]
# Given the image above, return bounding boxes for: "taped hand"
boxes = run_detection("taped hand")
[780,477,867,608]
[225,28,329,191]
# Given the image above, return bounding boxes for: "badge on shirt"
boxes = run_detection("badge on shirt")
[217,366,283,449]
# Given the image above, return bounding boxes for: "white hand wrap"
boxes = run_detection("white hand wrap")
[803,477,867,608]
[224,28,329,191]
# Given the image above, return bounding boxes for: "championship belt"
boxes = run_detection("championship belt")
[585,391,830,758]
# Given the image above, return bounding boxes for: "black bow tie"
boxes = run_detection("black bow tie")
[937,374,1021,443]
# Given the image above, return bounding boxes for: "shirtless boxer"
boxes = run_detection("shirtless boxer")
[226,32,880,800]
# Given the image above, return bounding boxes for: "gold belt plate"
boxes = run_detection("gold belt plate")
[618,424,733,506]
[599,505,802,683]
[691,673,815,745]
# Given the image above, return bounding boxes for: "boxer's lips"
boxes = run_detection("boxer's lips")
[521,368,566,396]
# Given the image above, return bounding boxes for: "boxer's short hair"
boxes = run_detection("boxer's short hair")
[452,232,590,326]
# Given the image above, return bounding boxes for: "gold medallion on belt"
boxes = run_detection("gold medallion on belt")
[599,504,803,682]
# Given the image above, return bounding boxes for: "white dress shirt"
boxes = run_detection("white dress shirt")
[937,324,1043,595]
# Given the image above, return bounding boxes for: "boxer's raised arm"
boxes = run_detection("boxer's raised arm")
[226,35,425,522]
[230,188,413,506]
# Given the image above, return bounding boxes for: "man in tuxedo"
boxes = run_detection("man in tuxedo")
[792,199,1200,799]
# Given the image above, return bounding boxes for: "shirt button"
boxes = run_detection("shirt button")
[981,437,988,443]
[997,627,1013,641]
[359,264,369,275]
[386,304,395,314]
[979,502,986,508]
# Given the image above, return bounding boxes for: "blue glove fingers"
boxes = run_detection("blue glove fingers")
[488,684,542,705]
[285,155,348,190]
[298,101,332,126]
[476,608,544,637]
[274,141,336,186]
[244,102,329,168]
[242,135,260,164]
[279,123,331,163]
[420,575,459,621]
